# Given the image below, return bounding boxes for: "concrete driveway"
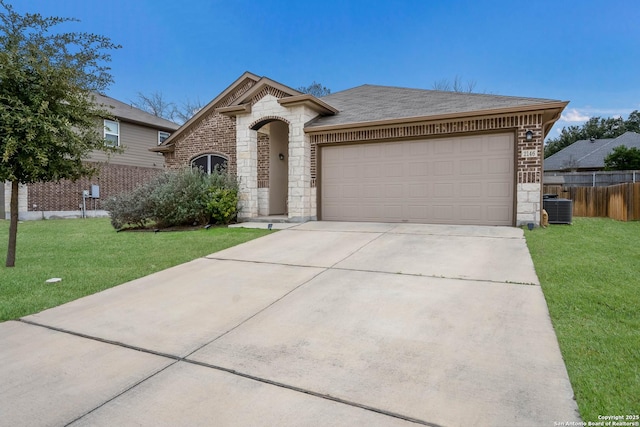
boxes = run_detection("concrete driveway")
[0,222,580,426]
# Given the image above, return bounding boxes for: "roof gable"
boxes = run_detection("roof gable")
[154,72,261,150]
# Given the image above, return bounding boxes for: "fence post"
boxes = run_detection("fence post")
[593,172,596,187]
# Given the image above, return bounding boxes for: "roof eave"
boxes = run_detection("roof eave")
[149,143,175,153]
[304,101,570,133]
[216,104,252,118]
[278,95,338,115]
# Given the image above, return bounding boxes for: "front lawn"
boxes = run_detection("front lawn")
[0,218,272,321]
[525,218,639,422]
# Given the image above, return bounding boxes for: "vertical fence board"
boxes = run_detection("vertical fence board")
[543,183,639,221]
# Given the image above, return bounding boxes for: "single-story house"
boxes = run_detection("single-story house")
[2,93,179,220]
[153,72,568,227]
[544,131,640,172]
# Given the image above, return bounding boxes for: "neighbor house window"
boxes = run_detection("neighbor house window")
[158,131,170,145]
[191,154,227,174]
[104,119,119,147]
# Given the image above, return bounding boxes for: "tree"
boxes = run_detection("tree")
[604,145,640,171]
[173,97,204,124]
[132,91,202,124]
[297,81,331,97]
[545,112,639,158]
[0,1,120,267]
[432,75,477,93]
[132,91,176,120]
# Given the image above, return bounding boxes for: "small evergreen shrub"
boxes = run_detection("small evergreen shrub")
[105,166,240,230]
[103,183,153,229]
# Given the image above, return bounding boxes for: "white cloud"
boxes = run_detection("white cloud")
[560,108,590,122]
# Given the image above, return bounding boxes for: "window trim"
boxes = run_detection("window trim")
[191,153,228,174]
[104,119,119,147]
[158,131,171,145]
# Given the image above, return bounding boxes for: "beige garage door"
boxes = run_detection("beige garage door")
[320,133,514,225]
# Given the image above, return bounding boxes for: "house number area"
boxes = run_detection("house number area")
[522,149,538,158]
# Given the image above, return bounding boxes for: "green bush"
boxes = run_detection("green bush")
[149,168,211,227]
[207,187,239,225]
[105,166,240,230]
[103,183,153,229]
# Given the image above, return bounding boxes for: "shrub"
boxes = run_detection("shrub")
[105,166,240,229]
[207,187,239,225]
[103,183,153,229]
[149,168,211,227]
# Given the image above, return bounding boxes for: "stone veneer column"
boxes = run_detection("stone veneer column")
[234,95,320,222]
[235,117,258,219]
[287,105,318,221]
[516,183,541,226]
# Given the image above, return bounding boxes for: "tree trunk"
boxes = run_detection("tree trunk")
[6,180,19,267]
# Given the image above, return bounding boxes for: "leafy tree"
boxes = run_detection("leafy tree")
[0,1,120,267]
[545,112,639,158]
[604,145,640,171]
[297,81,331,97]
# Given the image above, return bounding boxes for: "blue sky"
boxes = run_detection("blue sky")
[14,0,640,138]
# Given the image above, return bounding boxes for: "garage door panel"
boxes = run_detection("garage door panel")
[460,159,484,175]
[487,182,511,198]
[385,163,404,178]
[432,205,454,221]
[342,185,360,198]
[408,161,429,176]
[434,161,454,176]
[487,206,512,223]
[363,184,381,198]
[384,184,403,198]
[489,134,512,151]
[433,183,454,197]
[321,134,514,225]
[488,157,511,174]
[408,183,430,198]
[460,182,483,198]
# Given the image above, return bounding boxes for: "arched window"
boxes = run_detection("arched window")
[191,154,227,174]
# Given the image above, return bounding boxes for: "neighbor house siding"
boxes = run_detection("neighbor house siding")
[89,121,166,169]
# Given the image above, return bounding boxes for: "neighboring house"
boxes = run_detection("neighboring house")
[152,72,567,227]
[543,131,640,172]
[1,93,179,220]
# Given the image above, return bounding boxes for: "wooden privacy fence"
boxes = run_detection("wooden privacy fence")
[543,183,640,221]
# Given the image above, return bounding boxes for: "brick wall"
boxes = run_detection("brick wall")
[28,162,161,211]
[257,132,269,187]
[165,79,257,175]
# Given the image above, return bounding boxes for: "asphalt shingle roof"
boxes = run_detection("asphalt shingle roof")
[544,132,640,171]
[308,84,563,128]
[93,93,179,131]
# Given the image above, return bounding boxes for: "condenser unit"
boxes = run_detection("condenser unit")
[543,198,573,224]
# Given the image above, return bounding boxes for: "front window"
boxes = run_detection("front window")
[104,119,119,147]
[158,131,170,145]
[191,154,227,174]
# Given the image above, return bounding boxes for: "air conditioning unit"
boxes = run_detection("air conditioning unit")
[543,198,573,224]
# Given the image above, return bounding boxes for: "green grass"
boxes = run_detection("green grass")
[525,217,640,422]
[0,218,272,322]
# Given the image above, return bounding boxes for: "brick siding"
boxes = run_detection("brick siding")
[164,79,257,175]
[27,162,162,211]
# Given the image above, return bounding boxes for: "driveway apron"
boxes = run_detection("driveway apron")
[0,222,580,426]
